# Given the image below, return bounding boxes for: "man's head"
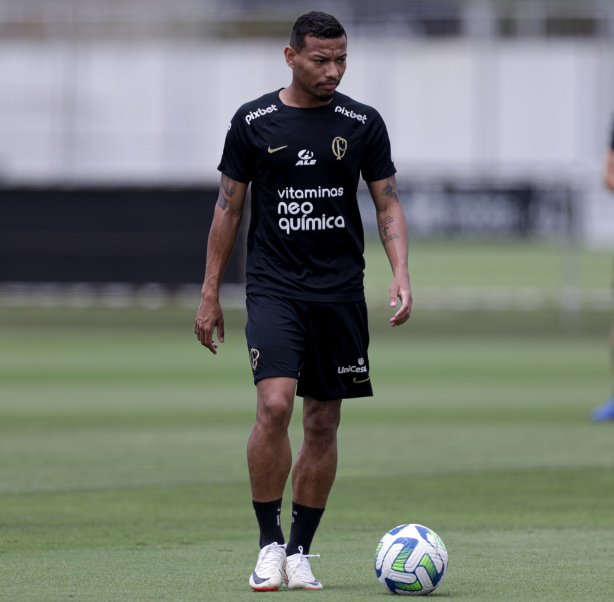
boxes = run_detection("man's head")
[289,11,346,53]
[284,12,347,106]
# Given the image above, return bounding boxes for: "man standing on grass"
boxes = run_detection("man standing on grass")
[194,11,412,590]
[590,119,614,421]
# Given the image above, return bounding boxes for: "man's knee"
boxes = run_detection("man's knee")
[257,396,292,427]
[303,400,341,440]
[256,378,295,428]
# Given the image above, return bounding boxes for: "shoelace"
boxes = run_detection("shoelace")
[257,542,286,573]
[288,545,320,580]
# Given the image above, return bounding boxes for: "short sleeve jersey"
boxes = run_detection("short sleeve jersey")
[218,89,396,302]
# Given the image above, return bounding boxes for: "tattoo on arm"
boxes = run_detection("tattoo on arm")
[216,192,228,210]
[221,175,236,198]
[217,175,237,209]
[375,178,401,246]
[382,181,400,203]
[378,215,399,246]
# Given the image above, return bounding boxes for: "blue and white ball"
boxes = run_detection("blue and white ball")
[375,524,448,595]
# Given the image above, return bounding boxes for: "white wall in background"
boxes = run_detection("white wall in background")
[1,37,613,244]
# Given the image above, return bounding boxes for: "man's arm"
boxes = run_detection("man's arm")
[606,149,614,192]
[194,174,248,354]
[367,175,412,327]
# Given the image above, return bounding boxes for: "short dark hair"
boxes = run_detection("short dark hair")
[289,11,346,52]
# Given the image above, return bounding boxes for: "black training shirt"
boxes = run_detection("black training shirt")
[218,89,396,302]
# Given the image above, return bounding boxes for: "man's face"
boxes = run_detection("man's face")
[286,35,347,104]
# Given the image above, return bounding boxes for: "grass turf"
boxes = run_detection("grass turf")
[1,240,613,600]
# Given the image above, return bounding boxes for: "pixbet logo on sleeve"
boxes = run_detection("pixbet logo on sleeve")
[245,104,278,124]
[334,105,367,124]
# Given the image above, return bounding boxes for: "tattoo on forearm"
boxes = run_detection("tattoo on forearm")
[378,215,399,246]
[216,192,228,210]
[217,175,236,210]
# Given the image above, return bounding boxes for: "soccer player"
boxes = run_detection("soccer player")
[590,119,614,421]
[193,11,412,590]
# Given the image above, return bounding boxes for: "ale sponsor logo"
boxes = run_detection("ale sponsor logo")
[296,149,316,166]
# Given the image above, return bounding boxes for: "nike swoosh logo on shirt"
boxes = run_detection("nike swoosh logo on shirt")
[353,376,370,384]
[268,145,288,153]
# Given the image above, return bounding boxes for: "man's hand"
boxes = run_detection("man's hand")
[389,275,412,327]
[193,174,247,354]
[194,297,225,354]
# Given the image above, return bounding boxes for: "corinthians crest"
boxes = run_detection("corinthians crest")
[332,136,347,160]
[250,348,260,370]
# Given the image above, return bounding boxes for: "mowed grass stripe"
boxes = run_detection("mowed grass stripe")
[0,326,607,422]
[1,421,613,495]
[1,468,613,548]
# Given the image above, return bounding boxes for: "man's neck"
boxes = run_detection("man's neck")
[279,86,334,109]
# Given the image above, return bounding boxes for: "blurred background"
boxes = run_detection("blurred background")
[1,0,613,314]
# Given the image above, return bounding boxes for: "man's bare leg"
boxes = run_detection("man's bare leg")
[283,396,342,589]
[292,397,342,508]
[247,377,297,502]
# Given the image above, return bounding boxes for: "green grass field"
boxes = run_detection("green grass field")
[1,240,613,600]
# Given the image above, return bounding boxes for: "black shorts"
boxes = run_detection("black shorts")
[245,293,373,401]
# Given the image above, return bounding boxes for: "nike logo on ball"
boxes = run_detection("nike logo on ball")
[353,376,370,384]
[268,145,288,153]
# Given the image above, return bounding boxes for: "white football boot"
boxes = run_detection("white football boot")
[284,546,323,590]
[249,542,287,591]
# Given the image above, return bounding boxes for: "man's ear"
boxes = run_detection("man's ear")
[284,45,296,68]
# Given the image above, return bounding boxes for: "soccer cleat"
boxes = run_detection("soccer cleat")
[249,542,287,591]
[284,546,323,590]
[590,395,614,422]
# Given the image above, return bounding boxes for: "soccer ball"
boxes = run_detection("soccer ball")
[374,524,448,595]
